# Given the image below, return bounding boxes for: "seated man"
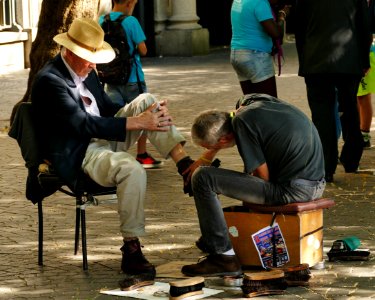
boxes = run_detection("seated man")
[182,93,326,277]
[31,18,196,278]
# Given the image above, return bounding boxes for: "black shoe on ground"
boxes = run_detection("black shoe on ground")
[121,239,156,276]
[181,254,242,277]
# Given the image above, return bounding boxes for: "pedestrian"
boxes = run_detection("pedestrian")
[181,94,325,277]
[357,41,375,149]
[31,17,197,282]
[295,0,372,182]
[99,0,161,169]
[230,0,289,98]
[357,0,375,149]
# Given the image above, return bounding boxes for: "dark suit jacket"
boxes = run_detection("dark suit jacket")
[295,0,371,76]
[32,54,126,192]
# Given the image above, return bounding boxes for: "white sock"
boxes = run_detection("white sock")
[222,248,235,256]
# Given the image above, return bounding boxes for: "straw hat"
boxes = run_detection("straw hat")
[53,18,115,64]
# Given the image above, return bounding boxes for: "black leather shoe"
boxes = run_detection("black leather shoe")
[177,156,195,196]
[181,254,242,277]
[121,239,156,276]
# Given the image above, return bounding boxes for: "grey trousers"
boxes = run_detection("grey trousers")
[191,166,325,254]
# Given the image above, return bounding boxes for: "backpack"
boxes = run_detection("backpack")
[97,14,133,85]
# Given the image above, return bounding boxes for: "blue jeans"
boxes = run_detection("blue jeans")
[191,167,325,254]
[105,82,147,106]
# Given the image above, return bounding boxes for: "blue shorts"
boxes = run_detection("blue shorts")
[105,82,147,106]
[230,49,275,83]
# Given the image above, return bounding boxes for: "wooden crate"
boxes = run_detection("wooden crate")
[223,206,324,268]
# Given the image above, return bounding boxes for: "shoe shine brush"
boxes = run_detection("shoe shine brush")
[241,269,287,298]
[169,276,205,300]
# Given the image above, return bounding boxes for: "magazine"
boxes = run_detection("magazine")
[251,223,289,268]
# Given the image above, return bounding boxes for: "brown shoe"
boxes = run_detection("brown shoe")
[181,254,242,277]
[121,239,156,276]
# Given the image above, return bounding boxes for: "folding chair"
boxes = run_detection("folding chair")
[8,102,116,270]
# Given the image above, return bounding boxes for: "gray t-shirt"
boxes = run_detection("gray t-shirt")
[233,95,324,184]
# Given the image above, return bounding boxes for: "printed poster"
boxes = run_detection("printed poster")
[251,223,289,268]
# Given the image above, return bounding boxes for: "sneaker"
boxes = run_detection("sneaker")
[362,132,371,149]
[181,254,242,277]
[121,239,156,276]
[136,152,162,169]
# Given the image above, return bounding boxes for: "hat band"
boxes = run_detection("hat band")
[67,33,98,53]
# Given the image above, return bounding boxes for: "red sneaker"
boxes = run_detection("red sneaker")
[136,153,162,169]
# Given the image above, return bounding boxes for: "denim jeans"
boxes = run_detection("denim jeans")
[230,49,275,83]
[191,166,325,254]
[105,82,147,106]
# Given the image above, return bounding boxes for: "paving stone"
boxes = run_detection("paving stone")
[1,41,375,299]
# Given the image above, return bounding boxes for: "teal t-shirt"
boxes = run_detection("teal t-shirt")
[231,0,274,53]
[99,12,146,83]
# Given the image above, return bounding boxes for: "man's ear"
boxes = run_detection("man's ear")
[219,133,235,144]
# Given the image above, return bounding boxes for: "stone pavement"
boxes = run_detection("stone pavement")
[1,39,375,299]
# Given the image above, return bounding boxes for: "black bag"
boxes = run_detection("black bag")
[97,14,133,85]
[370,0,375,33]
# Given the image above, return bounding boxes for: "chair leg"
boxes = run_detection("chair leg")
[81,208,88,270]
[74,201,81,255]
[38,200,43,266]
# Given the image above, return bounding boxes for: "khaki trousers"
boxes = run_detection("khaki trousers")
[82,93,186,237]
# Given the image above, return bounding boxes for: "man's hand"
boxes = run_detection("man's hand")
[181,149,219,183]
[126,101,173,131]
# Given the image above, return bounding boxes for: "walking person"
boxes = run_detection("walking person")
[295,0,372,182]
[357,0,375,149]
[230,0,289,97]
[99,0,161,169]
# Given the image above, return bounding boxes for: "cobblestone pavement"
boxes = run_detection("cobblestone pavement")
[1,40,375,299]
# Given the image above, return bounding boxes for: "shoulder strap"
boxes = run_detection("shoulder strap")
[115,14,128,23]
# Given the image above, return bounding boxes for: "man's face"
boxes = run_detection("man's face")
[68,50,96,77]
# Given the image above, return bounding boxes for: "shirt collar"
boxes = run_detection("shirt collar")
[61,53,87,87]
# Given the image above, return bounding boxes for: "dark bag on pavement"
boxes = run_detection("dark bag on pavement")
[97,14,134,85]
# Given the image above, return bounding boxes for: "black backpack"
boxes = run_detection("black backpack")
[97,14,134,85]
[370,0,375,33]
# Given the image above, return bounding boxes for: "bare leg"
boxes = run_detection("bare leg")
[136,134,148,154]
[357,93,373,132]
[240,76,277,97]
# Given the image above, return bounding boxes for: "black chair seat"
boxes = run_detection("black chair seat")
[38,171,116,196]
